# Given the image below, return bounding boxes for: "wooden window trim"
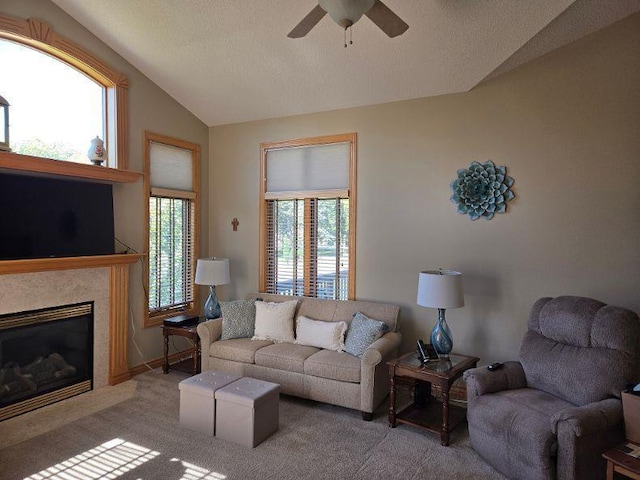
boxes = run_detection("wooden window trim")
[0,14,128,169]
[143,131,200,328]
[259,133,357,299]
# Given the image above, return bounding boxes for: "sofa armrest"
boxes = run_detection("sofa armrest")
[361,331,403,367]
[360,331,402,413]
[551,398,623,437]
[463,361,527,399]
[196,318,222,348]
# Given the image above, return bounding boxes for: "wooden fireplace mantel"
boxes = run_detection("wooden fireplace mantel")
[0,151,142,184]
[0,253,142,275]
[0,253,144,386]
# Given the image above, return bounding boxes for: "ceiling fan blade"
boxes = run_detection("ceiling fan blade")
[364,0,409,38]
[288,5,327,38]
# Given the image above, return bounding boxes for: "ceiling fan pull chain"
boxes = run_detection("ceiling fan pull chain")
[344,26,354,48]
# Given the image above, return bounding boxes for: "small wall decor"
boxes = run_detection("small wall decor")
[450,160,515,220]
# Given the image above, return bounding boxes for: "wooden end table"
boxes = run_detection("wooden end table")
[603,442,640,480]
[161,323,200,375]
[387,351,479,446]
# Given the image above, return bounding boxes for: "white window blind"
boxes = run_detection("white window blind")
[149,196,194,313]
[266,142,350,195]
[150,142,193,191]
[265,197,349,300]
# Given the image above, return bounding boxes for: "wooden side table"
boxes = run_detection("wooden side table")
[161,323,200,375]
[603,442,640,480]
[387,351,479,446]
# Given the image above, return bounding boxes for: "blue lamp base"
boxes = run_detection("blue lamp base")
[430,308,453,358]
[203,285,221,319]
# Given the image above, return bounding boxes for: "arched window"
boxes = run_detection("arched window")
[0,15,128,168]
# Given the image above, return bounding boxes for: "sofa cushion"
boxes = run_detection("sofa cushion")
[209,338,273,364]
[296,316,347,351]
[255,343,320,374]
[246,293,400,332]
[252,300,297,343]
[220,299,256,340]
[468,388,571,480]
[304,350,361,383]
[343,312,389,358]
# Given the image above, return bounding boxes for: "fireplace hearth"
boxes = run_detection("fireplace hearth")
[0,302,93,421]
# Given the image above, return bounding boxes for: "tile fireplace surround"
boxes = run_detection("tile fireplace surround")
[0,255,140,390]
[0,268,110,388]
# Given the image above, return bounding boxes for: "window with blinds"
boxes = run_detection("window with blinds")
[260,134,356,300]
[148,196,194,313]
[144,132,200,325]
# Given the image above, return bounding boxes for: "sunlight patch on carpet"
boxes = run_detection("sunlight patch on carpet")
[170,458,227,479]
[24,438,158,479]
[23,438,226,480]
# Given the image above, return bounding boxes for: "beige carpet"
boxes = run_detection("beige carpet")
[0,370,506,480]
[0,377,139,450]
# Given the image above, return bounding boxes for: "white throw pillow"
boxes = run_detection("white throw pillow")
[295,315,347,351]
[252,300,297,343]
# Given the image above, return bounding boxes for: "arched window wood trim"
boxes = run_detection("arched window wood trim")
[0,14,129,169]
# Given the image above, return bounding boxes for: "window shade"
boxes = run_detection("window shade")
[150,142,193,191]
[266,142,350,194]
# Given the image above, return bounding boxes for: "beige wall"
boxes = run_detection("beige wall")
[209,14,640,364]
[2,0,210,366]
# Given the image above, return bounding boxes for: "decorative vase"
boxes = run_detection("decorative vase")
[87,136,107,166]
[430,309,453,358]
[203,285,221,319]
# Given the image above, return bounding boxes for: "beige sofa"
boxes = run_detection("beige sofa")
[197,293,401,420]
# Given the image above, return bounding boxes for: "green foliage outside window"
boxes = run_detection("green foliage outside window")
[149,196,192,312]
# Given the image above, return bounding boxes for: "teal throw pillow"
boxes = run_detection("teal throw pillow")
[220,300,256,340]
[343,312,389,358]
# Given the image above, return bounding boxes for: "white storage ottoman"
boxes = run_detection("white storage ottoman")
[214,377,280,447]
[178,371,241,436]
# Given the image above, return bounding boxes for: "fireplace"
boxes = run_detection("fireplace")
[0,301,93,421]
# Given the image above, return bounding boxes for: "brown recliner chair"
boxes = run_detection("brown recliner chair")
[464,296,640,480]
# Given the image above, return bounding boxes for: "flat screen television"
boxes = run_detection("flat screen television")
[0,173,115,260]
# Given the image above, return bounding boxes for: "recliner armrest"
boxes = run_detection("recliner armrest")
[463,361,527,399]
[361,332,403,367]
[196,318,222,348]
[551,398,623,437]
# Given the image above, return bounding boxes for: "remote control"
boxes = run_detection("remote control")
[487,362,503,371]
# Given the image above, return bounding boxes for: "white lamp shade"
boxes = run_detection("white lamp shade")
[195,258,230,286]
[417,270,464,309]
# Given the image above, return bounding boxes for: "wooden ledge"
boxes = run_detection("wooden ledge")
[0,253,144,275]
[0,151,142,184]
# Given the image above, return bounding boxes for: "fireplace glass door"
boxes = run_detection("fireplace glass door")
[0,302,93,421]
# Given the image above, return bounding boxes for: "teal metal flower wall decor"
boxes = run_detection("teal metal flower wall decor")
[450,160,515,220]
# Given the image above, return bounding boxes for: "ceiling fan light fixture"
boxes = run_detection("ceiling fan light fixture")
[287,0,408,40]
[319,0,376,29]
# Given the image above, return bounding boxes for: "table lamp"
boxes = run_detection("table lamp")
[195,257,230,319]
[417,270,464,358]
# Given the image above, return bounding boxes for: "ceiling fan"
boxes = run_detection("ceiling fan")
[288,0,409,40]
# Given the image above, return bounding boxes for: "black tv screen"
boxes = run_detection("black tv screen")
[0,173,115,260]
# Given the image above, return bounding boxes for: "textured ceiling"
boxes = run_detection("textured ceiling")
[50,0,640,127]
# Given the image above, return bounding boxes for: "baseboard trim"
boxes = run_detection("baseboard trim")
[129,349,193,377]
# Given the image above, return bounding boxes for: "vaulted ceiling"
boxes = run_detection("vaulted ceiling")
[51,0,640,127]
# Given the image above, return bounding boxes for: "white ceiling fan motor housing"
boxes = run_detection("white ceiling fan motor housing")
[319,0,376,28]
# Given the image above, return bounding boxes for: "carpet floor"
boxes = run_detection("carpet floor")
[0,369,506,480]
